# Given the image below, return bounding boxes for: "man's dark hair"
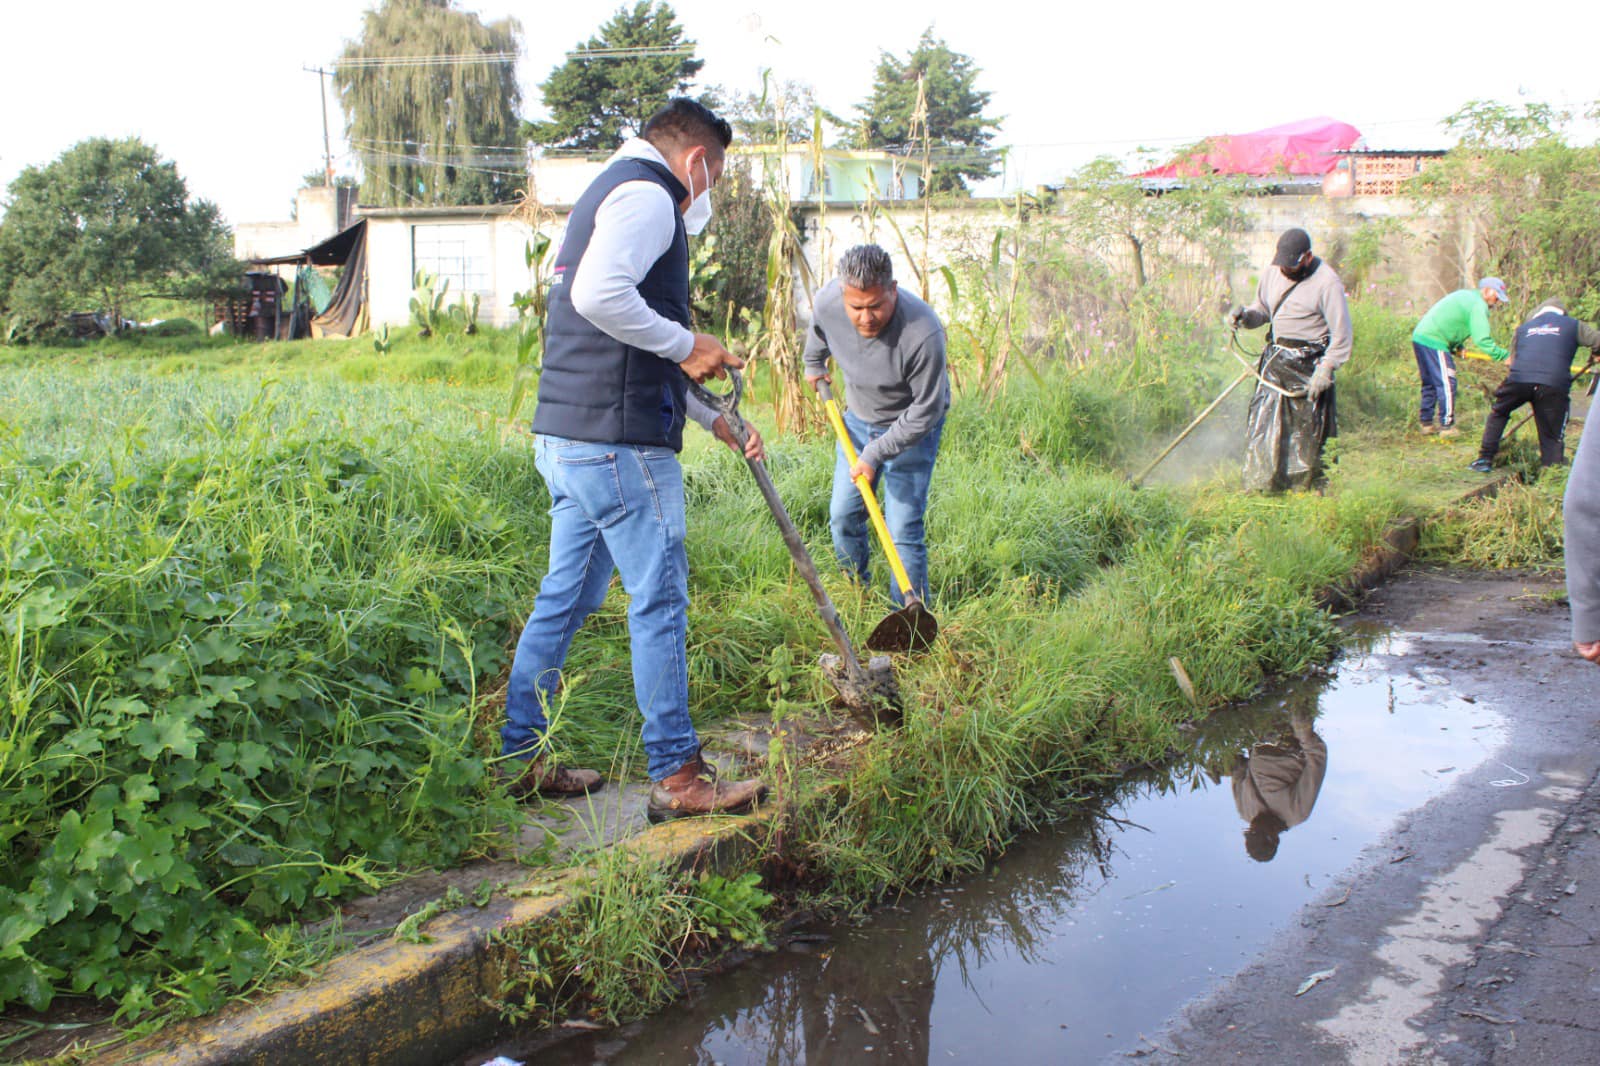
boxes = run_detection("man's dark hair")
[642,98,733,156]
[837,244,895,290]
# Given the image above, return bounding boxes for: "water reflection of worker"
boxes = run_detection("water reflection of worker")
[1231,711,1327,862]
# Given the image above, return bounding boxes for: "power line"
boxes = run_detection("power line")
[565,45,693,60]
[351,137,526,153]
[355,146,526,178]
[332,52,517,70]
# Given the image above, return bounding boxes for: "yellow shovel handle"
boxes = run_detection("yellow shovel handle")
[821,392,917,599]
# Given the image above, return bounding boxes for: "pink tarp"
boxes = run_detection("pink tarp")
[1137,117,1362,177]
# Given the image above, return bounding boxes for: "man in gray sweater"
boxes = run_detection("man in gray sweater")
[804,245,950,604]
[1228,227,1353,492]
[1566,419,1600,664]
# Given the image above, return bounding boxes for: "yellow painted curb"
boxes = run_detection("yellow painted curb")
[107,805,778,1066]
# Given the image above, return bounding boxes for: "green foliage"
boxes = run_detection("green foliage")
[529,2,704,150]
[687,872,773,946]
[491,860,773,1027]
[1419,464,1570,570]
[1443,98,1572,150]
[0,370,537,1018]
[0,137,234,339]
[300,170,360,190]
[449,292,482,335]
[1415,99,1600,321]
[335,0,524,207]
[143,319,202,338]
[691,159,775,331]
[506,232,555,426]
[1057,156,1248,294]
[1333,216,1407,293]
[409,269,449,337]
[854,28,999,192]
[712,79,831,144]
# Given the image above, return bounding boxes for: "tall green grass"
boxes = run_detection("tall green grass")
[0,300,1512,1028]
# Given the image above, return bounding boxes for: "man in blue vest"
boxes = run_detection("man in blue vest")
[1469,298,1600,473]
[501,99,767,822]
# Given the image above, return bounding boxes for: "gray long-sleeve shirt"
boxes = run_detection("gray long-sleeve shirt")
[1238,258,1354,369]
[1566,418,1600,644]
[802,280,951,467]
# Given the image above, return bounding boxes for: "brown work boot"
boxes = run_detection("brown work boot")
[646,753,767,823]
[1418,423,1439,436]
[1438,424,1460,439]
[496,757,602,800]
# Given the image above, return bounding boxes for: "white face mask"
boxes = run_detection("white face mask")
[683,156,713,236]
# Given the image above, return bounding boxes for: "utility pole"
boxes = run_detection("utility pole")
[304,65,335,184]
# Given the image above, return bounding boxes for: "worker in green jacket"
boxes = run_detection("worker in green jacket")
[1411,278,1510,436]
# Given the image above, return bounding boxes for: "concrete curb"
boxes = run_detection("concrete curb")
[109,810,776,1066]
[1317,474,1511,611]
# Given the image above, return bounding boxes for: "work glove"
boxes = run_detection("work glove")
[1225,305,1244,329]
[1306,362,1334,399]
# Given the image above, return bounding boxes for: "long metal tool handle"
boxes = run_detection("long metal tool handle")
[688,370,871,687]
[815,380,919,602]
[1132,368,1252,485]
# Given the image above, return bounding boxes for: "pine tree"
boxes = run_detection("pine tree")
[335,0,524,207]
[530,2,704,151]
[856,29,1000,193]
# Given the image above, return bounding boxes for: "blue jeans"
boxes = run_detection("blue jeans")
[829,410,945,605]
[1413,342,1458,426]
[502,435,699,782]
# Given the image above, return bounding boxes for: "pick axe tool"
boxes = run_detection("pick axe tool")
[687,369,899,721]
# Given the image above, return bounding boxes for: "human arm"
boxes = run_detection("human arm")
[802,311,832,387]
[1565,419,1600,662]
[1235,277,1271,330]
[568,180,695,363]
[1466,298,1510,361]
[1576,321,1600,358]
[710,414,765,461]
[1318,277,1354,369]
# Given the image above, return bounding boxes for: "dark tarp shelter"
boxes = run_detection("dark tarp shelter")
[247,218,369,339]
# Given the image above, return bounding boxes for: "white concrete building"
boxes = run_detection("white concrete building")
[234,186,356,262]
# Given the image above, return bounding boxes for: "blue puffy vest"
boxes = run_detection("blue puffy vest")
[532,157,692,450]
[1511,310,1581,389]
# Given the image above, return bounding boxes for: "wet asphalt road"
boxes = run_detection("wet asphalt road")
[1146,569,1600,1065]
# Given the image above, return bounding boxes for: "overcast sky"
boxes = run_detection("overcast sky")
[2,0,1593,226]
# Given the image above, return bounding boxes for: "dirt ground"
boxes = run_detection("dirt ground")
[1141,568,1600,1065]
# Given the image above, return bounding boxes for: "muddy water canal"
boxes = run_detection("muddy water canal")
[468,628,1514,1065]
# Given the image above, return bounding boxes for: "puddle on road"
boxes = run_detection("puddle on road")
[467,632,1508,1065]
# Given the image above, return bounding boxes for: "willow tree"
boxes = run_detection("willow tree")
[335,0,524,206]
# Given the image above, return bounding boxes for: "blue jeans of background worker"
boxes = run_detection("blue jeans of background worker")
[1413,342,1458,428]
[829,409,945,605]
[501,435,700,782]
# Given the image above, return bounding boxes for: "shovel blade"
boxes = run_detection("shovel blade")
[866,600,938,653]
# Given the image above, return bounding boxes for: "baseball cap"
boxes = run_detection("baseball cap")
[1479,277,1510,303]
[1272,228,1312,268]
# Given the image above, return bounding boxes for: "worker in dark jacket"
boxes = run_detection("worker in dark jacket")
[1470,299,1600,473]
[501,99,766,822]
